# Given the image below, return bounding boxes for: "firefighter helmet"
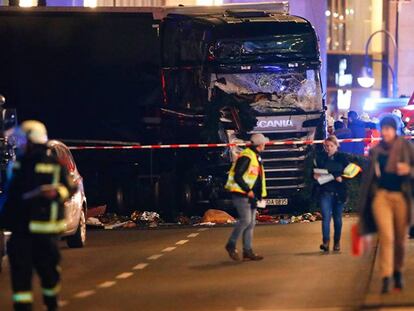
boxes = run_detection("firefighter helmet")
[20,120,48,144]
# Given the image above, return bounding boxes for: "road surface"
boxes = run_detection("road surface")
[0,217,377,311]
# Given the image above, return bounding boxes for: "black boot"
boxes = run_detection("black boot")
[243,250,264,261]
[320,240,329,252]
[394,271,404,291]
[333,240,341,252]
[381,277,391,294]
[225,244,240,261]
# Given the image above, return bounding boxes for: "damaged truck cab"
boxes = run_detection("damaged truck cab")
[160,8,325,210]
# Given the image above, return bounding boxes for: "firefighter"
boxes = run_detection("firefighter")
[224,133,268,261]
[0,120,76,311]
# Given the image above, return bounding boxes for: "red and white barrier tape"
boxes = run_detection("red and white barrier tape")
[67,136,414,151]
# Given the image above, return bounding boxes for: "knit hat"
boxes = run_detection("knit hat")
[251,133,270,146]
[380,115,398,131]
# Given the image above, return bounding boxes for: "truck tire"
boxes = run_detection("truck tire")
[180,182,196,214]
[66,209,87,248]
[159,172,179,221]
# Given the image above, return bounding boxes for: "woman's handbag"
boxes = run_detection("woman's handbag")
[351,223,373,256]
[351,223,363,256]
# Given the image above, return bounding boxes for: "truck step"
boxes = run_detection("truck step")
[263,156,306,162]
[266,184,306,190]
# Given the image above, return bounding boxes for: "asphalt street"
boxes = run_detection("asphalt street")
[0,217,377,311]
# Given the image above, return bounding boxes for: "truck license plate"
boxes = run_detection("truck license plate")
[266,198,288,206]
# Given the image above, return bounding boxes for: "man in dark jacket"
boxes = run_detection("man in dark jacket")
[334,121,353,154]
[0,121,76,311]
[347,111,367,155]
[224,134,268,261]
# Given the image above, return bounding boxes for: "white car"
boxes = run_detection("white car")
[48,140,87,248]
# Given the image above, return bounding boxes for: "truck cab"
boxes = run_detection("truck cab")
[160,9,325,210]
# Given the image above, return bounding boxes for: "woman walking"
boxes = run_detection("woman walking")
[314,135,349,252]
[359,115,414,294]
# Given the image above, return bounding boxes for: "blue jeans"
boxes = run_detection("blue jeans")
[320,192,344,243]
[227,195,257,252]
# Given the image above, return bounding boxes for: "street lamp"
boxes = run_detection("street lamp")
[357,30,398,98]
[357,66,375,88]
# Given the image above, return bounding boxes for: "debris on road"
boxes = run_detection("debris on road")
[201,209,236,224]
[176,215,191,225]
[85,207,327,230]
[131,211,162,227]
[86,217,104,227]
[256,214,276,223]
[86,213,131,230]
[255,212,324,224]
[123,221,137,229]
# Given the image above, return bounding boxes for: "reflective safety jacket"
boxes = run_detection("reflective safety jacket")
[0,144,77,235]
[225,147,267,198]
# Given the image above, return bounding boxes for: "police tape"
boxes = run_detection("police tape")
[67,136,414,150]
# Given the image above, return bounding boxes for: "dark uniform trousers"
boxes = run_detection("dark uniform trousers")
[8,235,61,311]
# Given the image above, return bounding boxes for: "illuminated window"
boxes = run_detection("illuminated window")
[327,0,382,52]
[84,0,97,7]
[337,90,352,110]
[19,0,37,7]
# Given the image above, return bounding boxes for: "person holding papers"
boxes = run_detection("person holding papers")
[313,135,349,252]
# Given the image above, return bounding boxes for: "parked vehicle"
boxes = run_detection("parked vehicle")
[48,140,87,248]
[0,3,325,218]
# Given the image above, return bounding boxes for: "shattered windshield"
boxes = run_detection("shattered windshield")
[213,69,322,113]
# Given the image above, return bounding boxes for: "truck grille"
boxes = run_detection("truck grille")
[260,133,310,197]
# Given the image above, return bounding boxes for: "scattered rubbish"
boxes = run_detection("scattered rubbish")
[290,215,301,223]
[123,221,137,229]
[313,212,323,221]
[253,212,324,225]
[86,217,104,227]
[176,215,191,225]
[201,209,236,224]
[99,213,130,225]
[190,216,202,225]
[86,213,131,230]
[85,207,326,230]
[279,217,290,225]
[256,214,275,223]
[130,211,162,227]
[302,213,317,222]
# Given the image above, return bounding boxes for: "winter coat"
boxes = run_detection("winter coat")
[313,151,349,203]
[358,137,414,235]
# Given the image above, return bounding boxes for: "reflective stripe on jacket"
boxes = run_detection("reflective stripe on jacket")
[225,148,267,198]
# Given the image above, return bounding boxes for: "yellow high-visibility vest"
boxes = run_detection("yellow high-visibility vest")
[225,148,267,198]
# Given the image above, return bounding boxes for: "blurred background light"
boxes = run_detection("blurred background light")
[84,0,97,7]
[19,0,36,7]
